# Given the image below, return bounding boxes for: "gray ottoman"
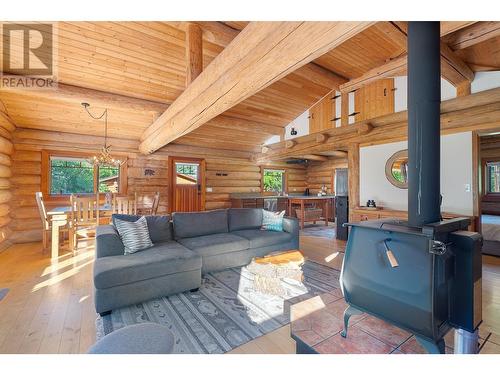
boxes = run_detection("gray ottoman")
[88,323,175,354]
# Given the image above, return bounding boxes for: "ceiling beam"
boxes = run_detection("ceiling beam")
[254,87,500,163]
[339,54,407,93]
[440,41,475,85]
[443,21,500,50]
[340,22,479,92]
[194,21,347,89]
[440,21,477,37]
[299,154,329,162]
[0,82,167,114]
[139,21,374,154]
[292,62,347,91]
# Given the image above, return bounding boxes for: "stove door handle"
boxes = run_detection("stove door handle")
[383,239,399,268]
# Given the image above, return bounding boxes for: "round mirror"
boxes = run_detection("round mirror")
[385,149,408,189]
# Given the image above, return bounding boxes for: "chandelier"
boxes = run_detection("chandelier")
[81,103,124,166]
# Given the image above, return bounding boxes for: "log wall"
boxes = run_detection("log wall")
[306,159,348,195]
[0,113,14,252]
[8,128,307,244]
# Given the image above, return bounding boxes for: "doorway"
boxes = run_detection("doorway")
[477,133,500,256]
[169,157,205,213]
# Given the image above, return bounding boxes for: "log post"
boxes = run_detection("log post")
[348,143,360,220]
[185,23,203,86]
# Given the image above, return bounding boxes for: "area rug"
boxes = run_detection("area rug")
[96,261,340,353]
[0,288,9,302]
[301,224,336,239]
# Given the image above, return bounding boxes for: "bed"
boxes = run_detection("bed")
[481,215,500,257]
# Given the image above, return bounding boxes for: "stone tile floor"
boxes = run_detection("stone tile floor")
[290,291,500,354]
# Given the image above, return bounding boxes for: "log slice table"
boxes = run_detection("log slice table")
[246,250,305,296]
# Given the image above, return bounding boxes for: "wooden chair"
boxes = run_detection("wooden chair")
[35,192,69,253]
[136,192,160,215]
[69,193,100,252]
[112,192,137,215]
[151,192,160,215]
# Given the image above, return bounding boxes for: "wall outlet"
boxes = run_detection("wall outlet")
[464,183,471,193]
[206,187,213,193]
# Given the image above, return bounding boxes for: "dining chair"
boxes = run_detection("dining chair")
[150,192,160,215]
[70,193,100,252]
[112,192,137,215]
[136,192,160,215]
[35,192,69,253]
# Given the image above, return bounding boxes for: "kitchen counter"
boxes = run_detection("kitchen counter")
[230,194,335,223]
[230,193,336,199]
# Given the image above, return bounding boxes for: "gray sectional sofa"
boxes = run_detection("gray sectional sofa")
[93,208,299,314]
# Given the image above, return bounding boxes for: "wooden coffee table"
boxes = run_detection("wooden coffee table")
[246,250,305,296]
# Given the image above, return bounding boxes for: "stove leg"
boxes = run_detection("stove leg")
[415,336,446,354]
[340,305,363,338]
[454,329,479,354]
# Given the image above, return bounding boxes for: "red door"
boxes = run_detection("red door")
[170,157,205,212]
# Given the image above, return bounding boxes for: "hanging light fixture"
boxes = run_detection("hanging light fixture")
[81,102,124,166]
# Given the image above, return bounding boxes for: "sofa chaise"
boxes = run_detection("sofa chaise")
[93,208,299,314]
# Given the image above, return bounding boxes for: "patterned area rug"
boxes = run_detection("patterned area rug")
[0,288,9,302]
[301,224,336,239]
[96,261,340,353]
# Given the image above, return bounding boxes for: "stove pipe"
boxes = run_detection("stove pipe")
[407,22,442,227]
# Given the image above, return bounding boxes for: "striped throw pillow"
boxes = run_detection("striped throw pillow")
[114,216,154,255]
[261,210,285,232]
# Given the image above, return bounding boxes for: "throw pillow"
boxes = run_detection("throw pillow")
[114,216,154,255]
[261,210,285,232]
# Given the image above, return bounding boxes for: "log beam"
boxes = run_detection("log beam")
[300,154,329,162]
[444,21,500,50]
[139,21,374,154]
[440,41,475,86]
[339,55,407,93]
[254,87,500,163]
[0,82,167,114]
[339,22,484,92]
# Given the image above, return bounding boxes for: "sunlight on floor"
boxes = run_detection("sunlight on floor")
[41,249,94,276]
[324,252,340,263]
[32,259,94,292]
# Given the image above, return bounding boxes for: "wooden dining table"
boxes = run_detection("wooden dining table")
[46,204,112,260]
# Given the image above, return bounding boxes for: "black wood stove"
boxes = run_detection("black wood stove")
[340,22,483,354]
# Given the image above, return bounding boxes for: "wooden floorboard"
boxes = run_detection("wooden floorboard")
[0,230,499,353]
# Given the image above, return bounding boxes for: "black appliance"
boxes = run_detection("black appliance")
[335,168,348,196]
[335,196,349,241]
[340,22,483,354]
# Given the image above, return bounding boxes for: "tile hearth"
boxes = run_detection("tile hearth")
[290,292,500,354]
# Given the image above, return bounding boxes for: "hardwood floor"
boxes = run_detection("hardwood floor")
[0,229,499,354]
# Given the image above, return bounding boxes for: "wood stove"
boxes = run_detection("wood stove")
[340,218,482,353]
[340,22,483,354]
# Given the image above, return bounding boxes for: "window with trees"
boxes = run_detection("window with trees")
[262,168,286,193]
[44,152,125,197]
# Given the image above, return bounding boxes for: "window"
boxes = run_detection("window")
[486,161,500,193]
[262,168,286,193]
[43,151,126,197]
[50,157,95,195]
[175,162,198,185]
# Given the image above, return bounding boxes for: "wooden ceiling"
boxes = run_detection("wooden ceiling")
[1,21,499,155]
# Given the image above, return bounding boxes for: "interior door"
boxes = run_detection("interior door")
[170,157,205,213]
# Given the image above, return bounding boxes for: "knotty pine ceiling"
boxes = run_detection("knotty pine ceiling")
[1,21,498,153]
